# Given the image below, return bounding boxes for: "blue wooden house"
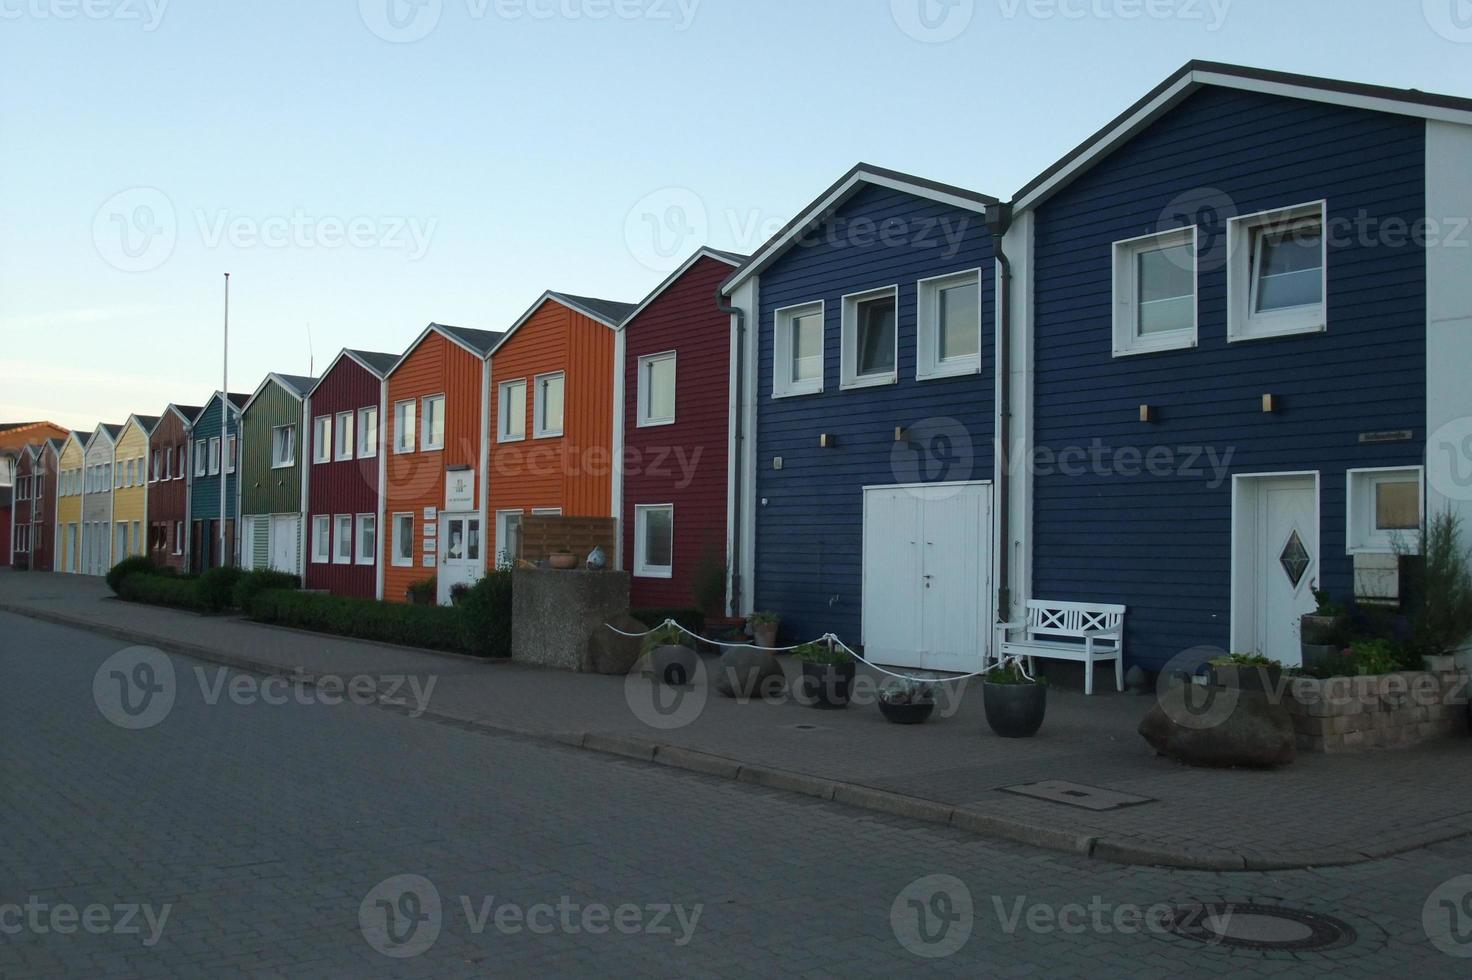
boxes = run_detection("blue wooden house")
[721,165,1000,672]
[189,391,248,571]
[995,62,1472,675]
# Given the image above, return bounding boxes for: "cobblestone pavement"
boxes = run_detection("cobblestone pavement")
[3,611,1471,978]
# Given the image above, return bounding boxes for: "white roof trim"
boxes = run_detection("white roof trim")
[241,373,305,415]
[618,247,745,330]
[308,348,396,396]
[488,292,620,359]
[384,324,485,379]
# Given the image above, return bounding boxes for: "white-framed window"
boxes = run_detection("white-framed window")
[840,285,898,388]
[773,301,825,398]
[634,504,674,579]
[104,463,113,488]
[175,446,185,479]
[114,462,122,489]
[421,394,446,450]
[393,400,416,453]
[355,514,376,565]
[916,268,982,380]
[225,435,236,474]
[333,514,353,564]
[311,515,330,563]
[495,509,523,565]
[499,380,527,442]
[313,416,331,463]
[637,351,677,427]
[152,450,161,481]
[357,406,378,458]
[335,411,354,461]
[1347,466,1423,555]
[1228,201,1327,342]
[272,424,296,468]
[173,521,184,555]
[392,513,414,567]
[1112,227,1198,357]
[206,437,218,475]
[165,447,175,480]
[533,374,564,439]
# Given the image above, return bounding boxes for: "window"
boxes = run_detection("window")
[915,269,982,379]
[1111,227,1197,357]
[499,380,527,442]
[496,510,523,565]
[114,462,122,489]
[33,475,42,501]
[392,513,414,567]
[333,515,353,564]
[841,286,898,388]
[1347,467,1423,554]
[773,301,824,397]
[311,515,330,563]
[421,394,446,450]
[207,437,221,475]
[174,521,184,555]
[634,504,674,578]
[175,446,185,479]
[1228,202,1327,342]
[225,435,236,474]
[393,400,416,453]
[533,374,564,438]
[313,416,331,463]
[152,450,161,481]
[355,514,376,565]
[272,425,296,468]
[637,352,676,427]
[333,412,353,461]
[357,407,378,458]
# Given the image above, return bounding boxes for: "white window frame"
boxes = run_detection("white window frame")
[311,515,330,564]
[208,438,221,476]
[773,300,825,398]
[533,373,564,439]
[636,351,677,427]
[392,512,414,567]
[496,508,524,564]
[165,447,174,480]
[333,514,353,564]
[357,406,378,459]
[499,380,527,443]
[393,400,416,454]
[225,435,236,474]
[355,514,376,565]
[176,447,185,479]
[335,411,354,461]
[1346,466,1424,555]
[313,416,331,464]
[840,285,900,389]
[1228,201,1328,343]
[271,424,296,469]
[1111,227,1198,358]
[915,268,983,380]
[151,450,161,482]
[633,503,674,579]
[421,394,446,451]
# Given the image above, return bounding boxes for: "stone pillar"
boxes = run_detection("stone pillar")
[511,568,631,671]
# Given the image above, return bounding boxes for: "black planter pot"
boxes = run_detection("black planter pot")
[982,681,1047,738]
[878,699,935,725]
[800,661,856,708]
[648,644,699,686]
[1300,614,1340,647]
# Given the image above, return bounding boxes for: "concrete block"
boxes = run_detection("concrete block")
[511,568,630,672]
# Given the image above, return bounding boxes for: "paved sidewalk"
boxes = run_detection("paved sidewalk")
[4,569,1470,871]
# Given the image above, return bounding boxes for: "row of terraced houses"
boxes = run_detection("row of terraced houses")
[7,64,1472,680]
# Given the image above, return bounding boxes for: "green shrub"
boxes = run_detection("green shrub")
[246,590,464,652]
[459,569,513,658]
[632,607,705,635]
[117,573,205,612]
[197,566,245,613]
[1413,510,1472,658]
[233,569,300,611]
[107,555,159,594]
[793,641,852,666]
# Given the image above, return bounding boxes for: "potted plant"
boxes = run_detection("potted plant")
[406,575,436,606]
[1413,510,1472,674]
[1300,588,1345,671]
[877,679,935,725]
[794,641,855,708]
[643,623,699,687]
[1208,652,1284,694]
[548,551,578,570]
[982,660,1047,738]
[749,611,780,649]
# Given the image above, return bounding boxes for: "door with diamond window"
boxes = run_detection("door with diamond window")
[1241,475,1318,666]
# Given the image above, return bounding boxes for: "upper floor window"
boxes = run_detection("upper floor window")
[533,374,564,438]
[225,434,236,474]
[1229,202,1326,342]
[175,446,185,479]
[917,269,981,379]
[499,380,527,442]
[773,301,824,398]
[208,437,221,476]
[841,286,898,389]
[394,400,416,453]
[637,352,676,427]
[313,416,331,463]
[357,406,378,458]
[335,411,354,461]
[272,424,296,468]
[1347,467,1423,555]
[421,394,446,451]
[152,450,162,481]
[1112,227,1197,357]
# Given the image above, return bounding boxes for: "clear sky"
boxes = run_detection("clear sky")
[2,0,1468,432]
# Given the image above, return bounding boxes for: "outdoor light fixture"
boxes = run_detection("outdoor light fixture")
[1262,394,1279,413]
[819,433,836,448]
[894,426,907,442]
[1139,405,1157,423]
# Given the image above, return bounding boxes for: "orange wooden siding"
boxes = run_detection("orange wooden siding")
[382,330,484,603]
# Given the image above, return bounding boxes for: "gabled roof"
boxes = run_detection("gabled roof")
[618,246,749,330]
[47,436,68,456]
[60,430,88,458]
[164,404,205,427]
[124,414,161,437]
[721,163,997,296]
[242,373,315,414]
[84,423,122,453]
[386,323,505,378]
[1013,60,1472,213]
[489,291,638,357]
[308,348,401,396]
[192,392,249,426]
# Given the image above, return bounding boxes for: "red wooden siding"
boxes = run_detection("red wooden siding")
[146,410,193,572]
[306,356,383,598]
[620,256,733,608]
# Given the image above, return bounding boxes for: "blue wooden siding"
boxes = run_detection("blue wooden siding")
[190,396,242,522]
[1031,87,1427,670]
[754,184,995,644]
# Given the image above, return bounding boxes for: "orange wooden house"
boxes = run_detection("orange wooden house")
[486,292,635,567]
[381,323,502,605]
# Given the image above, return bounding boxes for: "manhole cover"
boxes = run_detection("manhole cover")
[1165,904,1356,952]
[999,779,1153,812]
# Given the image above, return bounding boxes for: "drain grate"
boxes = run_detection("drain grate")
[999,779,1154,812]
[1164,903,1357,952]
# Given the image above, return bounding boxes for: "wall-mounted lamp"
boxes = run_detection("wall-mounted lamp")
[1139,405,1157,424]
[1262,394,1279,413]
[819,433,836,449]
[894,426,907,442]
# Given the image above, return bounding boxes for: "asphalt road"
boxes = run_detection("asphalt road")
[1,610,1469,978]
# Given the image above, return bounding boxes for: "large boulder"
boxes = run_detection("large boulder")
[585,613,648,675]
[1139,690,1296,769]
[714,646,786,699]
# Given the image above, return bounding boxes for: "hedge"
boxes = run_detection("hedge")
[196,566,244,613]
[117,573,207,612]
[107,555,161,594]
[246,589,465,652]
[233,569,300,611]
[458,569,513,658]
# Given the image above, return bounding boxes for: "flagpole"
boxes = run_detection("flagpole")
[220,272,229,567]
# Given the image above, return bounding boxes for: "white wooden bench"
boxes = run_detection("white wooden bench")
[994,600,1127,695]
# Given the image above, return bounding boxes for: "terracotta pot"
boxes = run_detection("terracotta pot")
[752,621,779,649]
[548,553,578,570]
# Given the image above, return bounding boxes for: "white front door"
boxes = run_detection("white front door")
[862,482,992,672]
[437,513,482,604]
[1234,474,1318,666]
[269,515,298,573]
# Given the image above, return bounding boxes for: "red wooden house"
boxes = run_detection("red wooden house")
[147,403,202,572]
[615,247,746,611]
[304,348,399,598]
[10,438,64,571]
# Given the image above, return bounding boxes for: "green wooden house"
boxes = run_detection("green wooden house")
[239,373,315,574]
